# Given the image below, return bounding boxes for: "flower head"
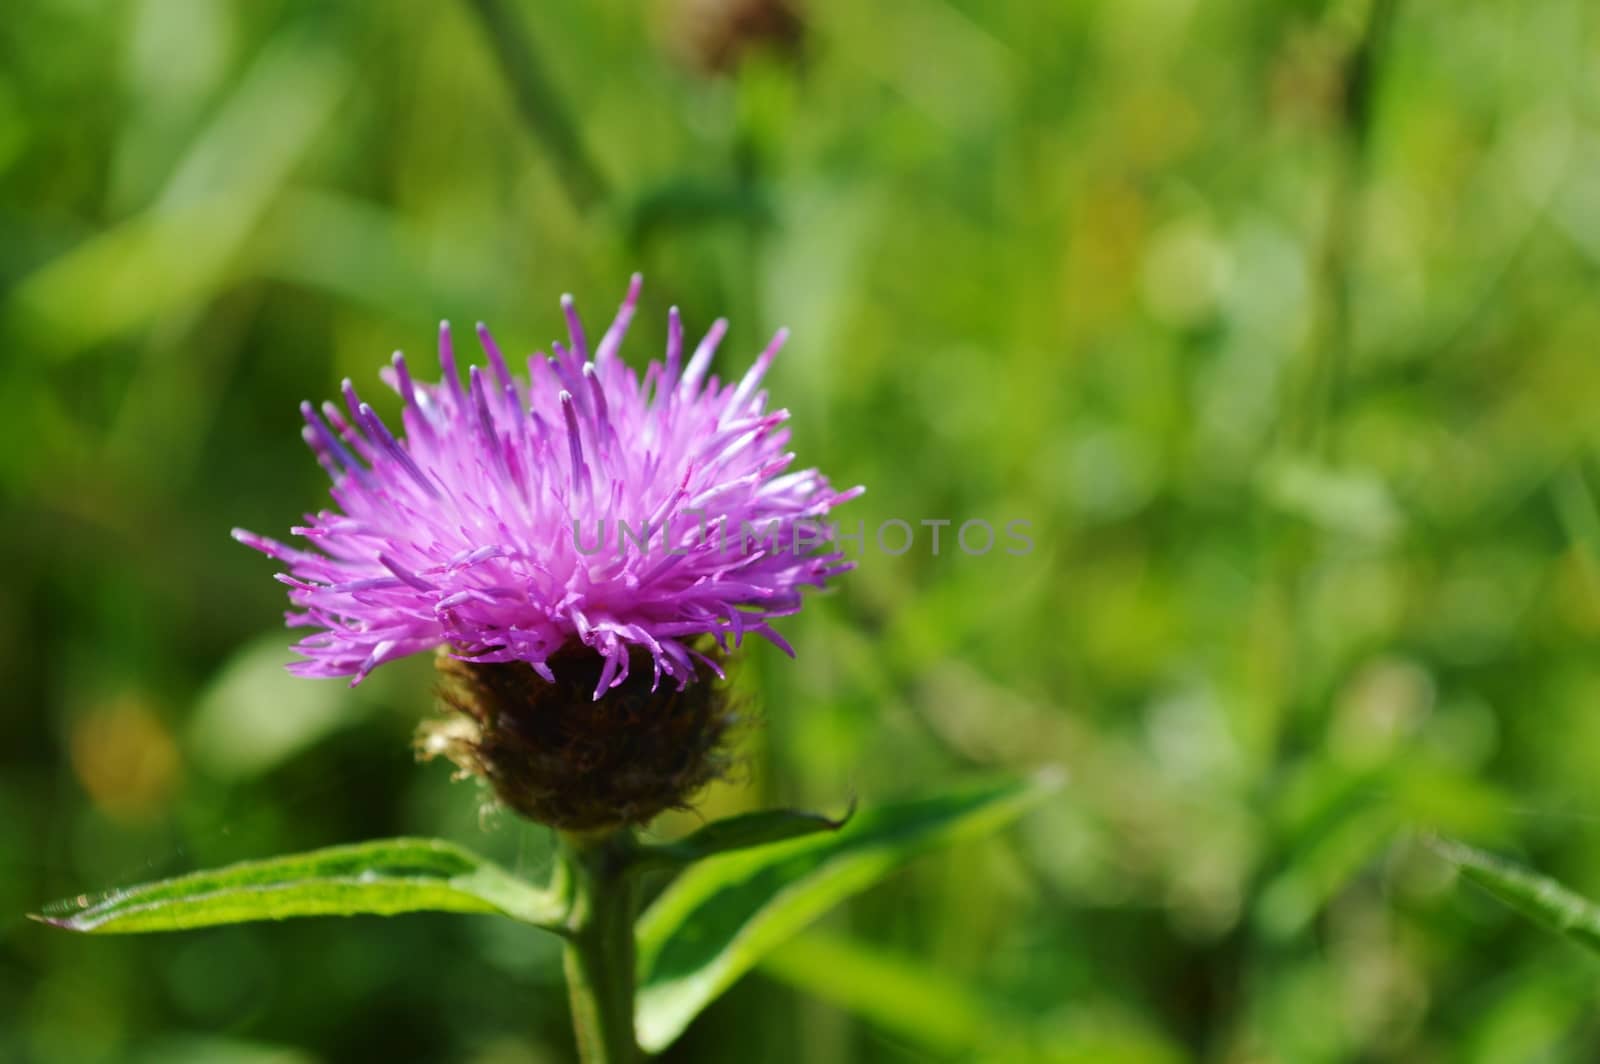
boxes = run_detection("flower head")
[235,276,860,700]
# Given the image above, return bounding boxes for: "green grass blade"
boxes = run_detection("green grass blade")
[758,928,995,1053]
[32,837,566,934]
[760,929,1184,1063]
[634,769,1063,1052]
[1430,836,1600,953]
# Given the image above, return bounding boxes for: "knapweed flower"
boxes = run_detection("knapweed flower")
[234,276,860,828]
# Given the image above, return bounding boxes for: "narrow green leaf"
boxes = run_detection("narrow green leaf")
[760,929,1184,1064]
[32,837,566,934]
[638,800,855,866]
[1430,836,1600,954]
[634,769,1063,1052]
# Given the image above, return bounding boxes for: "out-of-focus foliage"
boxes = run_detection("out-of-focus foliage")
[4,0,1600,1060]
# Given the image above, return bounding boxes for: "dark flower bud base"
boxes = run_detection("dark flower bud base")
[420,647,735,831]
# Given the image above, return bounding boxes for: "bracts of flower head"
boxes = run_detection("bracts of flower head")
[234,276,861,828]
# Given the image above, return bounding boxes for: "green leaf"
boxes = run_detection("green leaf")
[1429,835,1600,954]
[638,800,855,866]
[32,837,566,935]
[186,634,369,781]
[634,769,1063,1052]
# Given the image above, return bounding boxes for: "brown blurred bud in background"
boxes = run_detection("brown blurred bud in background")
[667,0,806,76]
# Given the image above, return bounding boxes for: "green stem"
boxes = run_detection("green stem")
[1295,0,1397,458]
[558,830,639,1063]
[461,0,609,213]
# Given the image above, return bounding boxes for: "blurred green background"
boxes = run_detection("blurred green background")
[6,0,1600,1060]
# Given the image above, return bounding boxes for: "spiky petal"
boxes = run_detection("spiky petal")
[235,276,861,697]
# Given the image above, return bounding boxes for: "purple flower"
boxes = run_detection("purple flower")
[235,276,861,697]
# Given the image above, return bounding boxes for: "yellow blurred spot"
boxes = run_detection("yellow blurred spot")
[1063,178,1147,336]
[69,697,182,822]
